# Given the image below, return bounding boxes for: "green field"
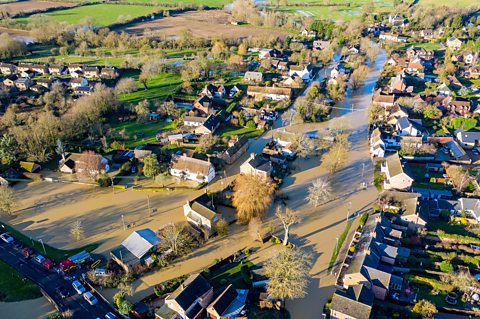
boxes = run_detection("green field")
[418,0,478,7]
[119,72,182,104]
[114,0,231,7]
[219,126,263,138]
[16,4,160,26]
[0,260,42,302]
[111,121,177,147]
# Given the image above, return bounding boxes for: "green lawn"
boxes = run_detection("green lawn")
[328,218,354,271]
[0,260,41,302]
[1,223,98,262]
[399,42,442,51]
[203,260,254,289]
[119,73,182,104]
[219,126,263,138]
[418,0,478,7]
[114,0,230,7]
[16,4,160,26]
[111,121,177,147]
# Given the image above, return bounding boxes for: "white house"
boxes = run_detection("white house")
[183,193,221,233]
[455,129,480,149]
[69,78,88,89]
[396,117,420,136]
[381,153,413,190]
[437,83,452,96]
[288,64,313,82]
[170,155,215,183]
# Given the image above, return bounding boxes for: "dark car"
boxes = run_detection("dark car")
[21,247,35,258]
[56,286,70,299]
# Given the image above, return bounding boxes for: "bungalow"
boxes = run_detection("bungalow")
[455,129,480,149]
[0,63,16,75]
[69,78,89,89]
[206,285,248,319]
[379,32,407,42]
[170,155,215,184]
[446,37,462,51]
[288,63,313,82]
[48,65,66,75]
[183,193,221,233]
[381,153,413,190]
[200,83,225,98]
[239,153,272,181]
[15,77,33,91]
[396,117,421,136]
[247,86,292,101]
[100,66,119,79]
[68,64,83,74]
[243,71,263,83]
[217,136,249,165]
[111,229,160,273]
[83,66,100,78]
[156,274,213,319]
[59,153,109,175]
[193,96,214,115]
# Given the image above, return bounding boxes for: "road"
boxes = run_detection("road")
[0,240,118,319]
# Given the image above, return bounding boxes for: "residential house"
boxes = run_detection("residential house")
[170,155,215,184]
[218,136,249,165]
[330,285,374,319]
[239,153,272,181]
[406,47,433,60]
[156,274,213,319]
[348,45,360,55]
[16,63,31,73]
[206,285,248,319]
[381,153,413,190]
[446,37,462,51]
[380,191,423,229]
[0,63,16,75]
[193,96,214,115]
[3,75,17,88]
[370,128,399,158]
[288,64,313,82]
[74,86,95,96]
[243,71,263,83]
[197,115,220,135]
[30,64,48,75]
[247,86,292,101]
[48,65,66,75]
[258,49,282,60]
[229,84,242,97]
[69,78,89,89]
[406,58,424,74]
[200,84,225,98]
[68,64,83,74]
[411,29,434,40]
[83,66,100,78]
[100,66,119,79]
[59,153,109,175]
[20,161,41,173]
[379,32,407,42]
[70,70,84,79]
[31,84,47,94]
[388,14,405,27]
[386,105,409,126]
[19,69,35,78]
[455,129,480,149]
[372,90,395,108]
[15,77,33,91]
[437,83,452,96]
[389,75,407,94]
[36,78,52,89]
[300,27,316,38]
[183,193,221,232]
[110,229,160,273]
[442,97,471,116]
[396,117,421,136]
[466,66,480,79]
[446,140,470,163]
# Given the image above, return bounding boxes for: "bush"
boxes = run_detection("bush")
[243,248,251,256]
[439,260,454,273]
[358,212,369,226]
[154,276,187,297]
[215,218,229,237]
[246,120,256,129]
[275,238,282,244]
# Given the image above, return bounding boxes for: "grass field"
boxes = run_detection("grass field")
[16,4,160,26]
[119,72,182,104]
[1,223,98,262]
[219,126,264,138]
[115,0,230,7]
[111,121,177,147]
[418,0,478,7]
[0,260,42,302]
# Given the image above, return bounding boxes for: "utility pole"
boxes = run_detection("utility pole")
[121,214,126,230]
[39,238,46,255]
[147,195,151,217]
[111,177,115,196]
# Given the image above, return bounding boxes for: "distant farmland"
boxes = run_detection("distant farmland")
[0,0,77,16]
[114,0,231,7]
[418,0,479,7]
[16,4,161,26]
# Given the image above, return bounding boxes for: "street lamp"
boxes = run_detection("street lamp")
[38,238,46,255]
[346,202,352,221]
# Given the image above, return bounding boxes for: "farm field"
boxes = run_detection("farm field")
[115,0,231,7]
[15,4,161,26]
[119,72,182,104]
[418,0,479,7]
[124,9,290,39]
[0,0,77,16]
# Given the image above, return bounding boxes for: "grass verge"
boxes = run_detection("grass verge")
[1,222,99,262]
[0,260,42,302]
[328,218,354,271]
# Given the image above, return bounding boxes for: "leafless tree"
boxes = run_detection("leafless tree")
[76,151,105,181]
[158,223,192,256]
[115,78,137,95]
[264,248,312,301]
[276,207,299,246]
[307,178,332,207]
[0,187,15,215]
[350,65,369,90]
[248,217,264,242]
[282,108,300,126]
[70,220,84,241]
[232,175,275,223]
[322,139,350,175]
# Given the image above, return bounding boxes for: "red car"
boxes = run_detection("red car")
[42,259,54,270]
[59,259,76,273]
[21,247,34,258]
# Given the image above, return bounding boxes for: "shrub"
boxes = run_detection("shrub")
[215,218,229,237]
[275,238,282,244]
[439,260,454,273]
[358,212,369,226]
[220,279,227,285]
[154,276,187,297]
[244,248,250,256]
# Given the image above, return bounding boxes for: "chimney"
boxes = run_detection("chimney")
[250,153,255,160]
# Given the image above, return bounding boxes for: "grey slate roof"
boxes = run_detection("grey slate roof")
[169,273,211,311]
[330,285,373,319]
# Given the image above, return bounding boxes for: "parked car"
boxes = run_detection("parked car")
[473,149,479,155]
[105,312,117,319]
[22,247,35,258]
[55,286,70,299]
[42,258,54,269]
[0,233,14,244]
[72,280,86,294]
[84,291,98,305]
[33,255,46,264]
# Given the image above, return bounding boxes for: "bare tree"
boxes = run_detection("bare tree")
[322,140,350,175]
[232,174,275,223]
[291,133,317,158]
[158,223,192,256]
[115,77,137,95]
[276,207,298,246]
[196,134,218,153]
[282,108,300,126]
[248,217,264,242]
[70,220,84,241]
[76,151,105,181]
[350,65,369,90]
[445,165,472,192]
[264,248,312,301]
[307,178,332,207]
[0,187,15,215]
